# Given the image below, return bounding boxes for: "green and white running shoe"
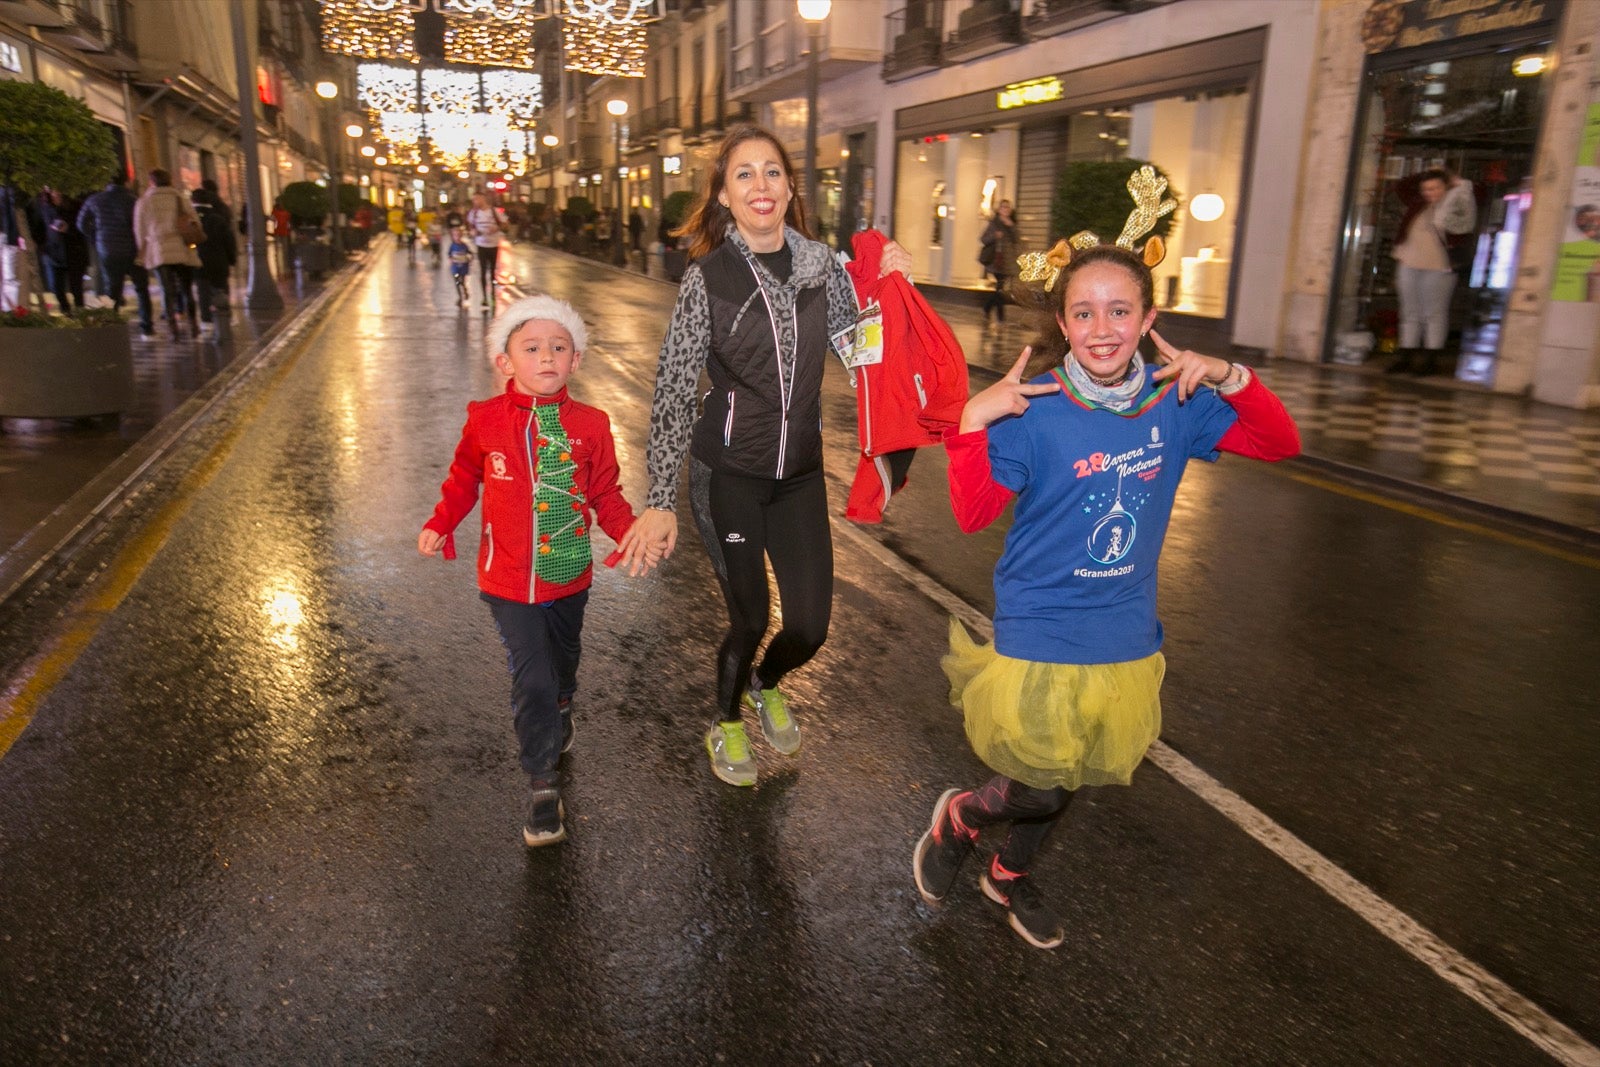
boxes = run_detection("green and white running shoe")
[705,721,758,786]
[742,683,801,755]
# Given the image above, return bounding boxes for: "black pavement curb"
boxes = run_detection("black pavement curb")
[0,250,382,611]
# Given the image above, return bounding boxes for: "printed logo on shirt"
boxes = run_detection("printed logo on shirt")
[488,451,513,481]
[1075,447,1164,570]
[724,532,746,544]
[1148,425,1163,449]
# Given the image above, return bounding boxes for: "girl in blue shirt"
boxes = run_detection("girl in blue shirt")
[913,241,1301,949]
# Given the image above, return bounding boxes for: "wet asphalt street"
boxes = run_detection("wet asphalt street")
[1,245,1597,1066]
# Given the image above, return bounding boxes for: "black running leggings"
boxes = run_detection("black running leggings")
[476,244,499,299]
[957,775,1075,874]
[690,460,833,724]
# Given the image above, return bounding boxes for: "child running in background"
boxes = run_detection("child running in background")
[447,226,472,306]
[419,295,644,846]
[912,194,1301,948]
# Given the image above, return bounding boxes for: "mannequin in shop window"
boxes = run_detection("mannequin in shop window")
[1388,167,1475,376]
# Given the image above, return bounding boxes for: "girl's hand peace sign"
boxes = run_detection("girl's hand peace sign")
[1148,329,1234,403]
[959,347,1061,433]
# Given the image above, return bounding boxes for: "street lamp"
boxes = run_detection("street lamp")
[315,79,344,255]
[542,133,560,209]
[798,0,831,242]
[607,97,628,266]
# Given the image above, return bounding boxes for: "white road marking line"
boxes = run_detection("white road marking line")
[830,516,1600,1067]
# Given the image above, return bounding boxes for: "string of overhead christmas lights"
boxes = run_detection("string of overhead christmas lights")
[320,0,660,76]
[356,60,544,172]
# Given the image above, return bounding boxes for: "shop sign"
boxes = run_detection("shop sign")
[0,40,22,75]
[997,76,1063,111]
[1361,0,1561,53]
[662,154,681,175]
[1551,101,1600,303]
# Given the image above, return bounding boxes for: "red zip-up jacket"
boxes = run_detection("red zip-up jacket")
[842,229,969,522]
[424,381,637,603]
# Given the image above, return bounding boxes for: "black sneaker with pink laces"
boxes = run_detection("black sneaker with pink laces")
[913,788,976,904]
[979,858,1064,949]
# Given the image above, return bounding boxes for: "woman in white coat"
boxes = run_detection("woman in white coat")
[134,168,202,340]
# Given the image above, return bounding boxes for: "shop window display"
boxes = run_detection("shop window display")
[894,87,1248,320]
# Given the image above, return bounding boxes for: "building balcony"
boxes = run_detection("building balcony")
[683,99,754,144]
[728,9,883,104]
[1025,0,1168,39]
[883,4,944,83]
[944,0,1024,63]
[39,0,110,52]
[635,97,681,138]
[0,0,66,27]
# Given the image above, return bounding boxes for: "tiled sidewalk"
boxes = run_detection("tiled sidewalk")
[927,298,1600,537]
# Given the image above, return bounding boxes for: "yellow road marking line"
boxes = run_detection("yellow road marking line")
[0,279,359,761]
[1280,468,1600,568]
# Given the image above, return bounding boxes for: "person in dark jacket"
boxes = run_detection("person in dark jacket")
[78,176,154,336]
[39,188,89,313]
[1,182,36,312]
[191,184,238,333]
[616,124,912,788]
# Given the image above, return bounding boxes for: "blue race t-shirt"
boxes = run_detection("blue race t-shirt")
[986,365,1237,664]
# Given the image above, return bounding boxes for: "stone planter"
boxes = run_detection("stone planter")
[0,324,134,418]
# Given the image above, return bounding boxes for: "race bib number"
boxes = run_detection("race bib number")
[837,301,884,370]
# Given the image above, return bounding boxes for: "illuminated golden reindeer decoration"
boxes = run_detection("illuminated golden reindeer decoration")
[1017,164,1179,290]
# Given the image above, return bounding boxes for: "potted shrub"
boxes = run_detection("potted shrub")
[0,81,128,419]
[278,180,335,275]
[1050,158,1182,249]
[659,189,695,282]
[561,195,596,255]
[0,307,133,418]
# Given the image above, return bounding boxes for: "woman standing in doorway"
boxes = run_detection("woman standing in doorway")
[1388,167,1475,376]
[617,124,911,787]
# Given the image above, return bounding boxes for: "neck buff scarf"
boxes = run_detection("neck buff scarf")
[1064,351,1146,412]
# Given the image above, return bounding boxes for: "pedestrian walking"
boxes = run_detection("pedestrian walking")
[447,225,473,306]
[911,184,1302,949]
[77,175,155,337]
[39,188,89,313]
[466,193,505,307]
[615,124,912,787]
[419,295,644,846]
[979,200,1020,329]
[134,168,203,340]
[190,184,237,335]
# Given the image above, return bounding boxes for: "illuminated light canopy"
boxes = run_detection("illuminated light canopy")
[321,0,661,75]
[357,60,543,171]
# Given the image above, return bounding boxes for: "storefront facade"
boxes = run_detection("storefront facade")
[862,0,1319,354]
[1283,0,1600,407]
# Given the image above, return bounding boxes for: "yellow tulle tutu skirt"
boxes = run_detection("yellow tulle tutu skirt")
[942,618,1164,791]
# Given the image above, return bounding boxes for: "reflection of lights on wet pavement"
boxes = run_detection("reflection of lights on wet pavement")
[262,581,305,652]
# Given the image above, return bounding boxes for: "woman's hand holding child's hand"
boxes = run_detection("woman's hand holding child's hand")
[617,508,677,577]
[418,528,446,556]
[1148,329,1233,403]
[959,347,1060,434]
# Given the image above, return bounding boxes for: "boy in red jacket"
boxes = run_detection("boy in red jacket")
[419,295,642,847]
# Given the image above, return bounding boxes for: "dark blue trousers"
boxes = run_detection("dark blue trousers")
[482,589,587,787]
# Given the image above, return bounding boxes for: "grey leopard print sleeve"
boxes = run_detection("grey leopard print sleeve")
[825,254,859,355]
[645,263,712,511]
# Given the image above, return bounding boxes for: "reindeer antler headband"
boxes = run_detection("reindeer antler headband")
[1016,165,1178,291]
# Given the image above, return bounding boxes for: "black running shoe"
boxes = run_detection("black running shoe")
[522,786,566,847]
[913,788,975,904]
[980,863,1064,949]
